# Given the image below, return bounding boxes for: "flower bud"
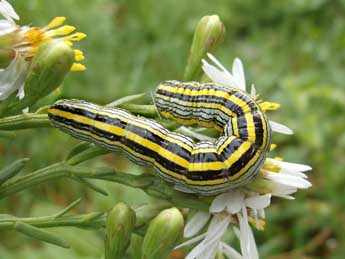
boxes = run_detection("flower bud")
[141,207,184,259]
[184,15,225,81]
[104,202,136,259]
[5,40,74,114]
[25,40,74,99]
[0,48,15,69]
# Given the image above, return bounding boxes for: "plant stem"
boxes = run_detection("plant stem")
[0,162,210,210]
[0,113,50,130]
[0,212,105,231]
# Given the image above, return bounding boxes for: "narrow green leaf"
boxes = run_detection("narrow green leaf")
[117,104,157,118]
[0,158,29,186]
[0,113,50,130]
[72,176,108,196]
[54,198,82,218]
[106,93,147,107]
[67,146,110,165]
[14,222,70,248]
[65,142,93,161]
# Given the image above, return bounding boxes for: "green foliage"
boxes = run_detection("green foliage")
[1,0,345,258]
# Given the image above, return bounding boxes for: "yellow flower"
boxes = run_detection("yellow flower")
[0,0,86,100]
[13,16,86,71]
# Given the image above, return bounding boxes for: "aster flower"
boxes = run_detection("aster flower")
[0,0,86,101]
[175,53,312,259]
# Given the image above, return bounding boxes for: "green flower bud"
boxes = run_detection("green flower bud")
[0,32,19,68]
[184,15,225,81]
[141,207,184,259]
[104,202,136,259]
[6,40,74,114]
[0,48,15,69]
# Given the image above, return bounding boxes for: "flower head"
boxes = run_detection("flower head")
[176,53,312,259]
[0,0,86,101]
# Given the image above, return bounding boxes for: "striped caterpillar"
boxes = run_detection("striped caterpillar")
[48,81,271,195]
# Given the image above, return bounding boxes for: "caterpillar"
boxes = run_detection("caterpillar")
[48,81,271,195]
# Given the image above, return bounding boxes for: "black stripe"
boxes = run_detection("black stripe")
[252,112,264,147]
[156,88,246,116]
[226,143,258,176]
[236,116,249,140]
[233,91,258,111]
[51,101,193,161]
[50,113,189,176]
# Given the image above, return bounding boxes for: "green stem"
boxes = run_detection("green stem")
[0,212,105,231]
[0,162,210,210]
[0,113,50,130]
[118,104,157,118]
[0,163,67,198]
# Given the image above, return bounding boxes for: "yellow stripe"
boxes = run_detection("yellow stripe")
[230,151,261,180]
[188,141,251,172]
[245,113,256,143]
[223,141,251,173]
[217,136,236,154]
[158,84,252,113]
[53,103,194,152]
[259,111,268,149]
[51,111,187,181]
[50,108,190,168]
[155,93,236,118]
[160,111,223,131]
[232,117,239,137]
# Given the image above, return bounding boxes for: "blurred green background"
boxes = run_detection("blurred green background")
[1,0,345,258]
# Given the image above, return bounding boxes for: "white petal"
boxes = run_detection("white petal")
[184,211,211,238]
[270,182,298,195]
[273,194,295,200]
[0,53,28,100]
[175,233,207,250]
[265,171,312,189]
[238,207,259,259]
[207,53,229,74]
[258,208,265,219]
[0,0,19,21]
[16,83,24,99]
[273,159,312,172]
[250,84,256,99]
[198,243,220,259]
[0,19,16,35]
[210,191,244,214]
[269,120,294,135]
[232,58,246,91]
[210,193,228,213]
[278,168,308,178]
[221,242,243,259]
[185,238,214,259]
[202,59,237,87]
[203,216,230,246]
[245,194,271,210]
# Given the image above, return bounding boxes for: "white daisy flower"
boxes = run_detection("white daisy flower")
[202,53,293,135]
[176,53,312,259]
[0,0,86,101]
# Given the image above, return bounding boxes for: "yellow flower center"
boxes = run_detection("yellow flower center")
[21,16,86,71]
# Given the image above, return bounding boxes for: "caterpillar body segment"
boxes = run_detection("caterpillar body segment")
[48,81,271,195]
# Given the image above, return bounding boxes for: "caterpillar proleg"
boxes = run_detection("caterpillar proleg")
[48,81,271,195]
